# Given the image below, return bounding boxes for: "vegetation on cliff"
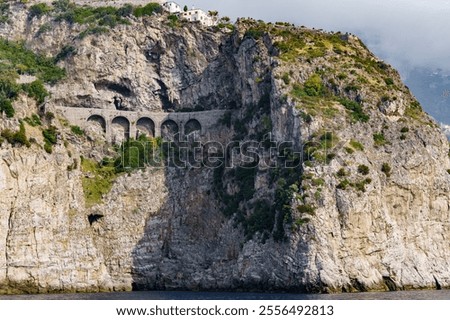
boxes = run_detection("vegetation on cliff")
[26,0,164,38]
[207,18,439,245]
[0,39,64,118]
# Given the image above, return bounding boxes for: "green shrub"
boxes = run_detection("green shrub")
[0,1,9,24]
[1,123,30,147]
[344,147,354,154]
[0,79,20,100]
[381,163,391,177]
[37,23,52,35]
[304,74,324,97]
[42,126,58,145]
[45,111,55,121]
[349,139,364,151]
[0,39,65,84]
[53,0,71,12]
[244,28,265,39]
[357,164,370,175]
[373,132,386,146]
[0,128,13,142]
[133,2,162,17]
[337,179,350,190]
[354,180,367,192]
[54,45,76,62]
[312,178,325,186]
[52,1,132,32]
[44,141,53,153]
[28,3,52,20]
[297,204,315,214]
[294,218,311,227]
[117,4,133,17]
[167,14,179,27]
[300,112,313,124]
[400,127,409,133]
[337,168,347,177]
[384,77,394,86]
[281,73,290,85]
[78,26,109,39]
[71,125,84,136]
[338,98,369,122]
[0,98,14,118]
[22,80,48,104]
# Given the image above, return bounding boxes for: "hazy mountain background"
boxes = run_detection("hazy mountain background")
[191,0,450,132]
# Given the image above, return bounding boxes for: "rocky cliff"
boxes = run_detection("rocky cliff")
[0,2,449,294]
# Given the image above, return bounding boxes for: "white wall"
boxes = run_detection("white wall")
[181,9,215,26]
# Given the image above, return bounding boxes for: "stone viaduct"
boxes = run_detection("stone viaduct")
[55,107,227,142]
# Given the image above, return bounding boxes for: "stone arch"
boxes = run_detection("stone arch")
[136,117,155,138]
[184,119,202,136]
[112,116,130,143]
[161,119,179,141]
[87,114,106,133]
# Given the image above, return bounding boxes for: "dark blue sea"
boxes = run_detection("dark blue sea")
[0,290,448,300]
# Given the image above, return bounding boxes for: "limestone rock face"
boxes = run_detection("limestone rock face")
[0,143,111,294]
[0,4,449,294]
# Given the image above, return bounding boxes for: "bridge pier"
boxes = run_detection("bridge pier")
[179,121,184,138]
[154,124,161,138]
[106,123,112,142]
[130,124,137,140]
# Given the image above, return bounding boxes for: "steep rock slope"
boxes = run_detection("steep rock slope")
[0,3,448,293]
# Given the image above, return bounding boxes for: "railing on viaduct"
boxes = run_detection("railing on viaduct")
[55,107,227,142]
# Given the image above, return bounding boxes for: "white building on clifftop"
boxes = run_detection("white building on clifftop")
[162,1,181,14]
[180,7,216,26]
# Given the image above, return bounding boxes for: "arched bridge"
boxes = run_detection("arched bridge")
[55,107,227,142]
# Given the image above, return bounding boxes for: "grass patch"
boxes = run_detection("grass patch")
[404,101,424,122]
[24,114,42,127]
[81,157,118,207]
